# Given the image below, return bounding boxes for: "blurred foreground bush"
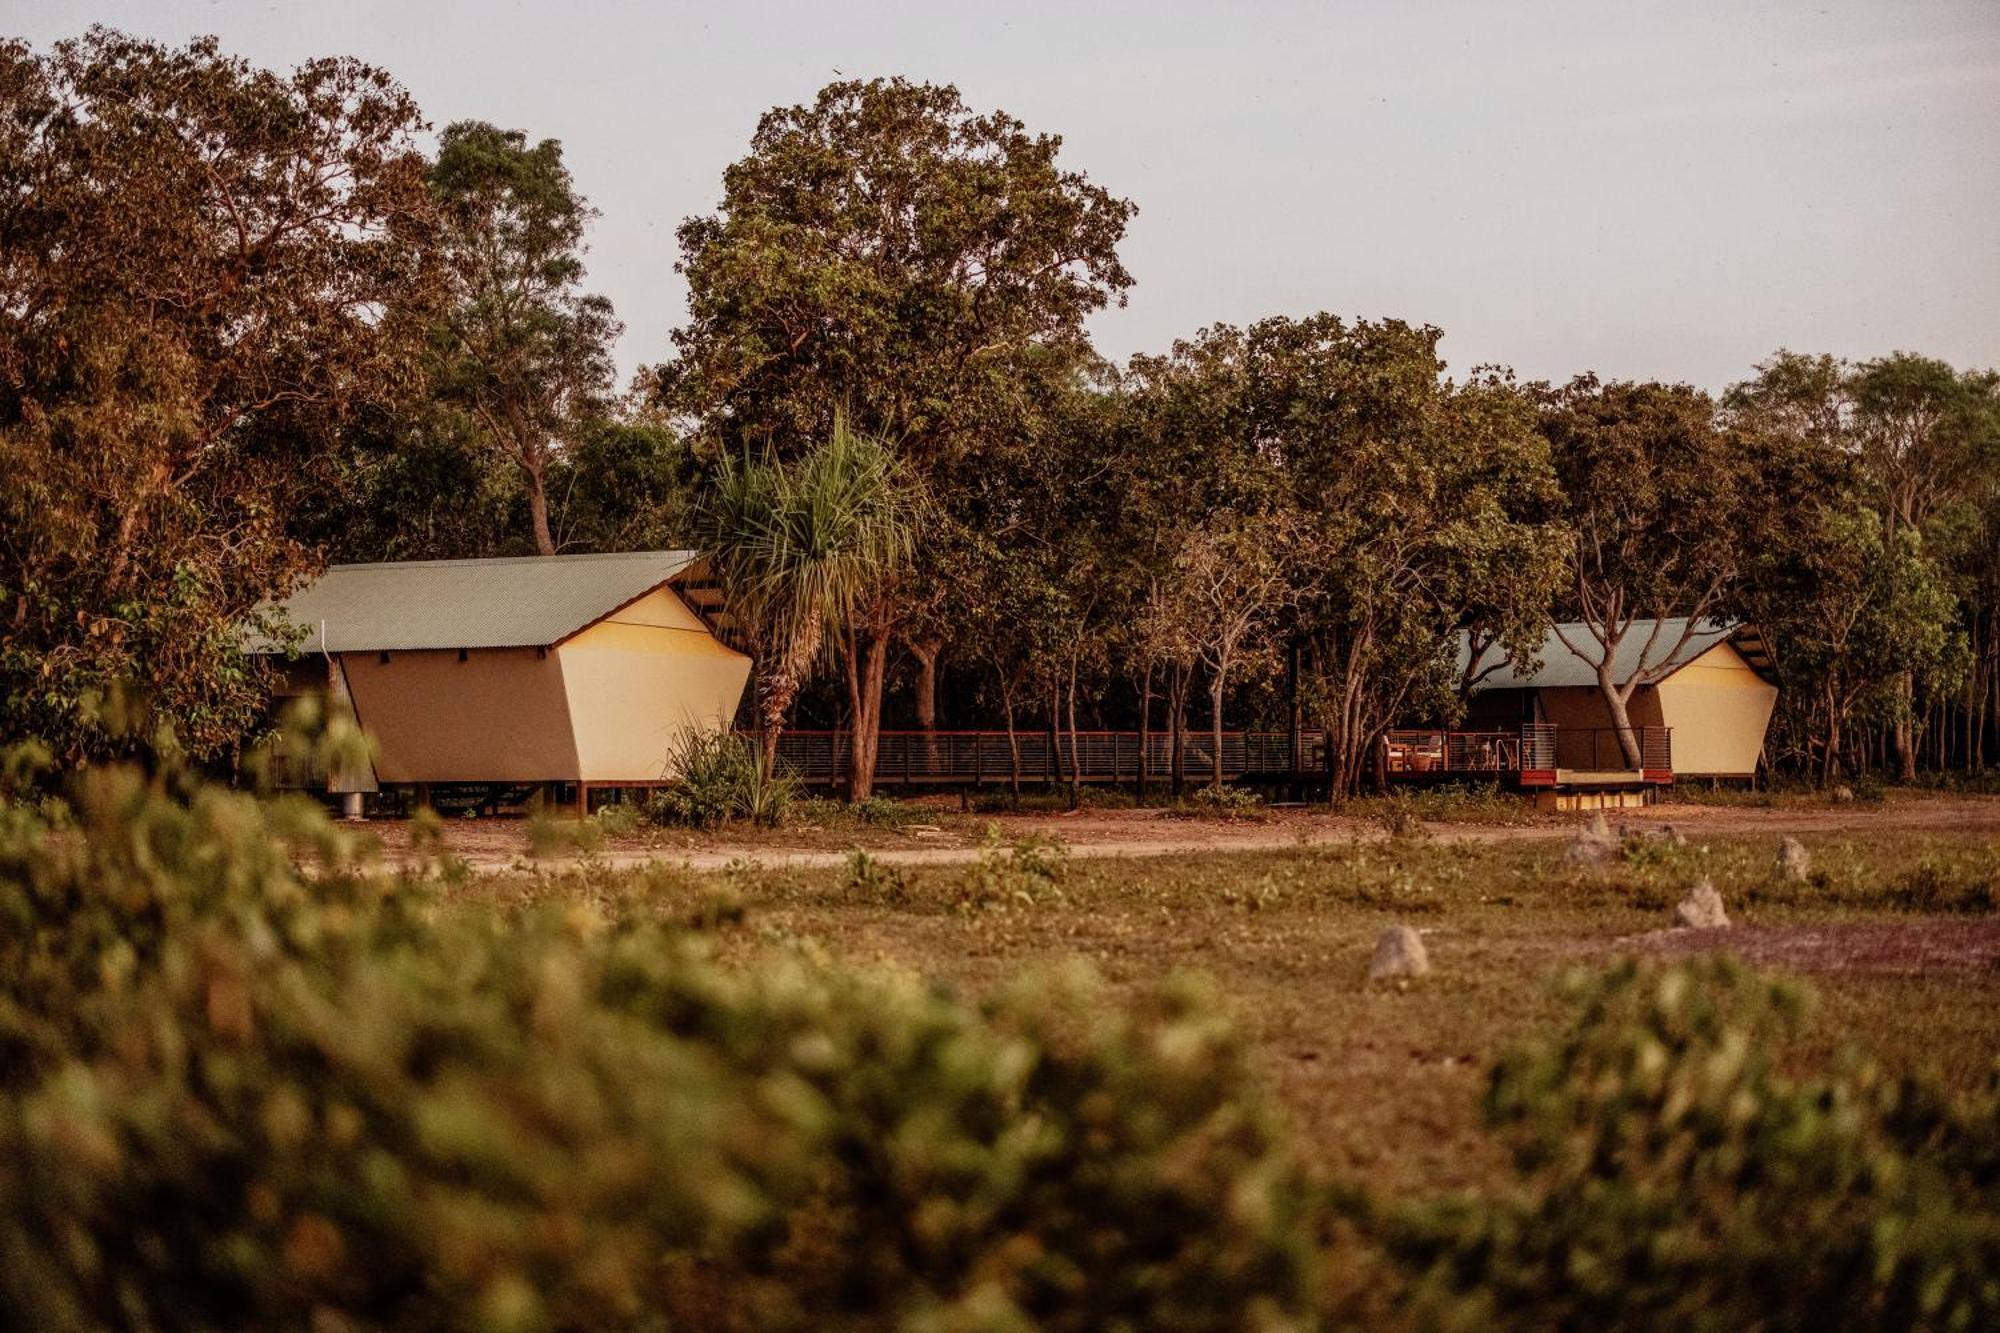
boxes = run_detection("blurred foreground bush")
[1373,957,2000,1332]
[0,741,1314,1331]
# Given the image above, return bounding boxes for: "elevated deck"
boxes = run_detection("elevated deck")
[765,724,1673,791]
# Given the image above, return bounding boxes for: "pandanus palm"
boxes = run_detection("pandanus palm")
[701,420,919,771]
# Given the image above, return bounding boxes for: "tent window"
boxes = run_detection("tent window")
[458,648,468,663]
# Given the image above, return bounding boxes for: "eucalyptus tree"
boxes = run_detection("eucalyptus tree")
[657,78,1134,788]
[1162,516,1300,790]
[0,29,437,759]
[1728,350,1998,779]
[1850,355,1999,777]
[1242,317,1564,798]
[1119,328,1274,792]
[1537,376,1752,771]
[699,420,919,780]
[429,121,619,556]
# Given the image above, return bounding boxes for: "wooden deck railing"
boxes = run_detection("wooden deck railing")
[764,729,1300,785]
[762,725,1672,788]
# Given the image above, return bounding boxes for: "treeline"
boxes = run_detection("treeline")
[3,30,1996,796]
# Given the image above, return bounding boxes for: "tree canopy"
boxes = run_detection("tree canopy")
[5,30,1998,793]
[0,28,436,759]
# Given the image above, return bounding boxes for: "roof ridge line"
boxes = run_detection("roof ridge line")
[326,550,695,572]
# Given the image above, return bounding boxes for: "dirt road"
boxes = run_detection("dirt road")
[377,795,2000,875]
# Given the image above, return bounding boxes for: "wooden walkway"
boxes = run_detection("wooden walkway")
[767,725,1673,789]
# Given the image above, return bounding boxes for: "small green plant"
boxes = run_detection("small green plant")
[1164,783,1266,821]
[968,786,1138,813]
[591,799,645,839]
[957,825,1073,910]
[850,794,918,826]
[1888,845,2000,913]
[1340,782,1534,826]
[649,727,796,829]
[1374,792,1430,841]
[525,796,606,857]
[841,848,912,903]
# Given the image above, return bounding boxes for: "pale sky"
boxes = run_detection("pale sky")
[17,1,2000,390]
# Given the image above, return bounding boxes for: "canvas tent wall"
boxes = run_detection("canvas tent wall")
[1459,619,1777,778]
[259,552,750,793]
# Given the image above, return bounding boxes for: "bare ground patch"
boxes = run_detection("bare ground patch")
[1616,917,2000,975]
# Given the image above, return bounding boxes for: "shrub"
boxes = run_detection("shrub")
[590,800,645,839]
[968,786,1137,814]
[524,797,608,857]
[1374,957,2000,1331]
[841,848,911,904]
[0,747,1317,1331]
[1373,793,1430,841]
[649,728,796,829]
[955,826,1073,911]
[1340,782,1534,827]
[1887,846,2000,914]
[1164,784,1266,821]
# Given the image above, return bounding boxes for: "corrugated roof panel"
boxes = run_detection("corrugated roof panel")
[258,551,698,653]
[1461,618,1738,691]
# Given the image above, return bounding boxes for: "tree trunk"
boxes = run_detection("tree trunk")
[757,663,798,774]
[1168,661,1188,796]
[1000,675,1022,800]
[526,465,557,556]
[910,638,942,781]
[1066,657,1083,809]
[1136,661,1154,801]
[1209,661,1227,790]
[1045,678,1062,792]
[1594,658,1645,769]
[1893,672,1917,783]
[507,412,557,557]
[911,640,941,731]
[844,628,889,801]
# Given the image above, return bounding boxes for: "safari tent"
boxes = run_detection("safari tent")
[259,552,749,807]
[1460,619,1777,779]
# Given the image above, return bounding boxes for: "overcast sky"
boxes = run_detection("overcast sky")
[19,1,2000,390]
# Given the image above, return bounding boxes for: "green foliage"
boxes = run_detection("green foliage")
[1377,958,2000,1331]
[797,794,930,830]
[649,728,797,830]
[589,800,645,840]
[840,849,911,904]
[0,748,1318,1331]
[956,827,1074,911]
[701,419,922,753]
[524,801,605,858]
[427,119,620,556]
[1372,794,1431,842]
[968,787,1138,814]
[659,77,1134,462]
[1165,784,1267,821]
[0,29,436,760]
[1337,783,1534,827]
[1887,845,2000,914]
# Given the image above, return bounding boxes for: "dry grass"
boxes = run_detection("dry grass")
[447,826,2000,1202]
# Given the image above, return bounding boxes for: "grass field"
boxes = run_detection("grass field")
[456,824,2000,1202]
[15,760,1999,1326]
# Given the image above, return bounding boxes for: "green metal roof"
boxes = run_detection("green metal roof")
[258,551,699,653]
[1459,618,1743,691]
